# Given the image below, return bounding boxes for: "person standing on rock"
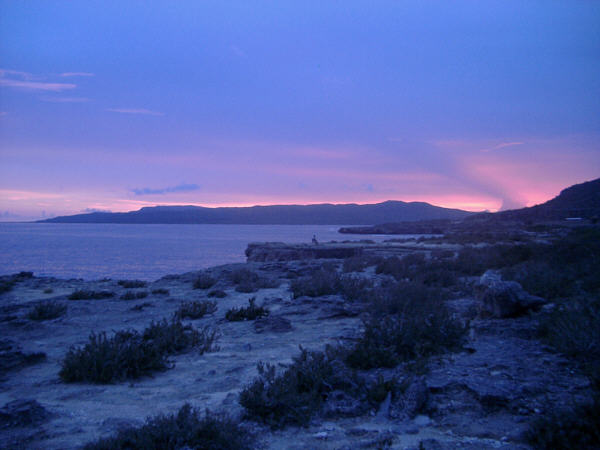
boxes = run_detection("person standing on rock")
[312,234,319,245]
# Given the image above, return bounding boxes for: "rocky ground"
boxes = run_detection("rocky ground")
[0,242,593,449]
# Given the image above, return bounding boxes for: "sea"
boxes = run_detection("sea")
[0,223,390,281]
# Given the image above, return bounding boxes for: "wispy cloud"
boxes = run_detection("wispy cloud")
[0,68,76,91]
[83,208,111,213]
[60,72,94,77]
[107,108,164,116]
[41,96,89,103]
[481,142,524,153]
[0,78,76,91]
[131,183,200,196]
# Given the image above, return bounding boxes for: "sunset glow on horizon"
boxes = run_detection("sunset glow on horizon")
[1,1,599,221]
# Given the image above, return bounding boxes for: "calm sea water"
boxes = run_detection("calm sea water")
[0,223,389,281]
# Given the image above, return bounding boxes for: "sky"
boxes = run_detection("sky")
[1,1,599,221]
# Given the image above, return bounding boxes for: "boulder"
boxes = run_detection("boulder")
[475,270,547,318]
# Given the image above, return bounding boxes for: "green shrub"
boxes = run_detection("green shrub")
[225,298,269,322]
[342,256,376,273]
[538,297,600,374]
[289,269,340,298]
[208,289,227,298]
[239,347,358,428]
[59,319,218,383]
[174,300,217,320]
[526,395,600,449]
[151,288,169,295]
[83,403,254,450]
[230,268,279,293]
[120,290,149,300]
[118,280,147,288]
[68,290,115,300]
[59,330,167,383]
[193,273,216,290]
[452,244,533,276]
[337,275,374,302]
[27,301,67,321]
[346,290,467,370]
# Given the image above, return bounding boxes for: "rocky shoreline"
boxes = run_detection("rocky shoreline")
[0,238,596,449]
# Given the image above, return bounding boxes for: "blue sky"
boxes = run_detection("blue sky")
[1,1,599,220]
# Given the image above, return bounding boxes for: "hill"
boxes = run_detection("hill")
[38,201,472,225]
[339,177,600,234]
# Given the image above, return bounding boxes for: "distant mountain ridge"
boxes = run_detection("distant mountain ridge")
[339,177,600,235]
[38,200,473,225]
[469,177,600,223]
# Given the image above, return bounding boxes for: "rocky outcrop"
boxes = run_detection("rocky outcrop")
[245,242,363,262]
[0,399,49,429]
[475,270,548,318]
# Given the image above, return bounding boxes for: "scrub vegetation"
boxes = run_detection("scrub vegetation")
[84,404,254,450]
[59,319,218,383]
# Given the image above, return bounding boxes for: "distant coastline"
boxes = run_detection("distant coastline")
[37,200,473,225]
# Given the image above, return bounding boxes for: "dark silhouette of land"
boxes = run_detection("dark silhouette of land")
[38,200,472,225]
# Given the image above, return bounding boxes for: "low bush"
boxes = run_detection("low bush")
[68,290,115,300]
[43,287,54,294]
[208,289,227,298]
[337,275,374,302]
[346,286,467,370]
[174,300,217,320]
[83,403,254,450]
[342,256,377,273]
[230,268,279,293]
[225,298,269,322]
[27,301,67,321]
[120,290,149,300]
[526,395,600,449]
[193,273,216,290]
[118,280,147,288]
[239,347,357,428]
[60,319,218,383]
[289,269,341,298]
[151,288,169,295]
[538,297,600,375]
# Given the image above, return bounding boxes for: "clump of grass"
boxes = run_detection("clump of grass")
[120,290,149,300]
[225,298,269,322]
[174,300,217,320]
[193,273,216,290]
[59,319,218,383]
[208,289,227,298]
[151,288,169,295]
[27,301,67,321]
[68,290,115,300]
[118,280,147,288]
[83,403,254,450]
[230,268,280,293]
